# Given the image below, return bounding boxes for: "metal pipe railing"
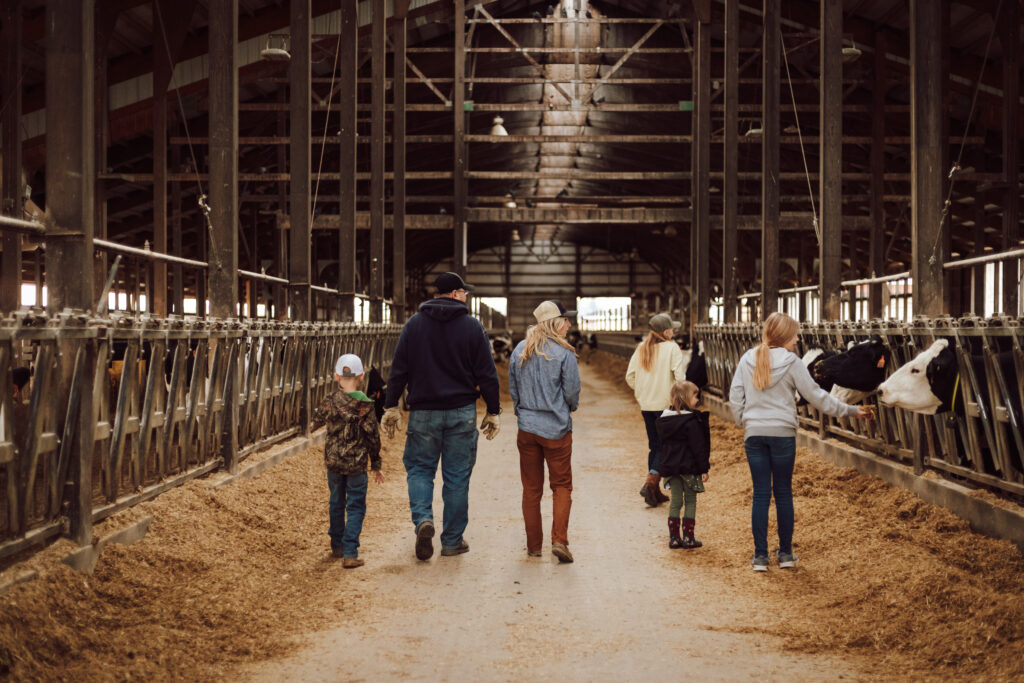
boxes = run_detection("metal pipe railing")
[736,284,819,299]
[943,247,1024,270]
[0,215,46,235]
[840,271,910,287]
[238,269,289,285]
[93,238,208,268]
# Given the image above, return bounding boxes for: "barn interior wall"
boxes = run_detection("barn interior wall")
[427,241,661,334]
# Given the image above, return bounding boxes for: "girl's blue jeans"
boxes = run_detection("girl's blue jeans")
[744,435,796,557]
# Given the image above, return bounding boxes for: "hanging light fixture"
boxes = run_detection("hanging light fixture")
[261,35,291,61]
[842,42,862,64]
[490,115,509,136]
[511,228,521,241]
[745,125,763,138]
[504,192,517,209]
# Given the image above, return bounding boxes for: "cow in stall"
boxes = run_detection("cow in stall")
[878,338,1024,471]
[365,366,387,424]
[490,332,513,363]
[685,340,708,389]
[567,330,598,363]
[797,336,888,405]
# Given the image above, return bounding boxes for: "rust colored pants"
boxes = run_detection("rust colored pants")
[517,429,573,551]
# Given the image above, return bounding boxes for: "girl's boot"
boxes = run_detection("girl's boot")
[668,518,683,549]
[681,518,702,549]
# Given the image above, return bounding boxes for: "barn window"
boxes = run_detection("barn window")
[576,297,631,332]
[471,297,508,330]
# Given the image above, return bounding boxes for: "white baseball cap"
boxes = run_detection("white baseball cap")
[335,353,364,377]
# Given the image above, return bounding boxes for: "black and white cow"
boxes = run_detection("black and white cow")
[878,339,1022,420]
[685,340,708,389]
[490,333,513,363]
[797,336,888,405]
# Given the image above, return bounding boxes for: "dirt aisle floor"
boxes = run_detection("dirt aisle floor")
[243,364,868,682]
[3,353,1024,681]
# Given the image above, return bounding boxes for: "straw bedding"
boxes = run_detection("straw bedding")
[590,349,1024,679]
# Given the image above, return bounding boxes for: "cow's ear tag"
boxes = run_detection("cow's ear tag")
[877,357,885,369]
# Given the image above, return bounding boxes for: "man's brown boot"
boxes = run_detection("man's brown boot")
[641,473,661,507]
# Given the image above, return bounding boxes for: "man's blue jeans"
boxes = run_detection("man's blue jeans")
[327,471,368,558]
[403,404,479,549]
[744,435,796,557]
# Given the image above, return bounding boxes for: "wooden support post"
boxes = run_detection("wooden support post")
[691,1,711,329]
[722,0,738,323]
[208,0,238,319]
[1001,0,1020,315]
[393,3,408,323]
[909,0,945,317]
[1,1,22,314]
[338,0,357,321]
[275,90,287,320]
[289,0,312,321]
[171,132,183,313]
[453,0,467,277]
[94,4,117,307]
[69,341,96,545]
[152,2,169,316]
[973,199,986,314]
[761,0,780,318]
[868,32,887,319]
[368,0,386,323]
[45,0,95,313]
[819,0,842,322]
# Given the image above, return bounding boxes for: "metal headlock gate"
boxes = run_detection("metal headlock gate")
[694,317,1024,499]
[0,312,400,560]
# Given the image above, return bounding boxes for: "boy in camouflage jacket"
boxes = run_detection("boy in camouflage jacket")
[311,354,385,568]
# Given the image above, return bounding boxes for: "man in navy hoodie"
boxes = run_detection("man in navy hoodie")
[381,272,501,561]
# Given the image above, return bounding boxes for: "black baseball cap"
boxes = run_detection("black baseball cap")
[434,272,476,294]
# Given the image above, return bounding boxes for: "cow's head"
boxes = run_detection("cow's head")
[816,335,888,392]
[877,340,957,414]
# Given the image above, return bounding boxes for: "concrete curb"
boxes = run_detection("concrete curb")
[212,431,326,488]
[0,569,38,595]
[704,395,1024,551]
[61,516,154,574]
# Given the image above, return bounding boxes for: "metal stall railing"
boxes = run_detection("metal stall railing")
[0,312,400,561]
[694,317,1024,499]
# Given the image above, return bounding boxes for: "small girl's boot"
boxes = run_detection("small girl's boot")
[668,517,683,549]
[681,518,702,549]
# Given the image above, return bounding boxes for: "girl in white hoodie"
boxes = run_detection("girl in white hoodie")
[729,312,873,572]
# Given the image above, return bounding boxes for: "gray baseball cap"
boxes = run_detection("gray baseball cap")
[649,313,681,332]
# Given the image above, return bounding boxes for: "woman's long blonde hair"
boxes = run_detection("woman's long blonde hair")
[753,312,800,390]
[637,328,671,372]
[519,318,575,365]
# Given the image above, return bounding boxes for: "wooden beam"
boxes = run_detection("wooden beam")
[208,0,238,319]
[453,0,467,277]
[1,1,23,314]
[369,0,385,322]
[45,0,95,313]
[288,0,311,320]
[761,0,780,318]
[910,0,945,317]
[691,2,711,328]
[819,0,842,321]
[338,0,357,320]
[722,0,738,323]
[1001,0,1020,315]
[393,11,407,323]
[868,31,887,319]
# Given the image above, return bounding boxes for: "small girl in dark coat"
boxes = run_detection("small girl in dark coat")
[656,380,711,549]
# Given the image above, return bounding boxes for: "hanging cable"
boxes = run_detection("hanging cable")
[153,1,221,271]
[780,33,820,244]
[311,32,344,227]
[928,0,1004,267]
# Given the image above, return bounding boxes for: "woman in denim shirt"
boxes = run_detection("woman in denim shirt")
[509,300,581,564]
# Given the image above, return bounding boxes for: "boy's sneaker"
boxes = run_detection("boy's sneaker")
[751,554,769,572]
[777,551,799,569]
[440,540,470,556]
[415,520,435,560]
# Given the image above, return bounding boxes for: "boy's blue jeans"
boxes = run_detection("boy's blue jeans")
[744,435,796,557]
[327,471,368,558]
[403,404,479,549]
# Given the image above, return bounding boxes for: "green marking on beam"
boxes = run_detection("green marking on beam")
[464,101,474,111]
[679,100,694,111]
